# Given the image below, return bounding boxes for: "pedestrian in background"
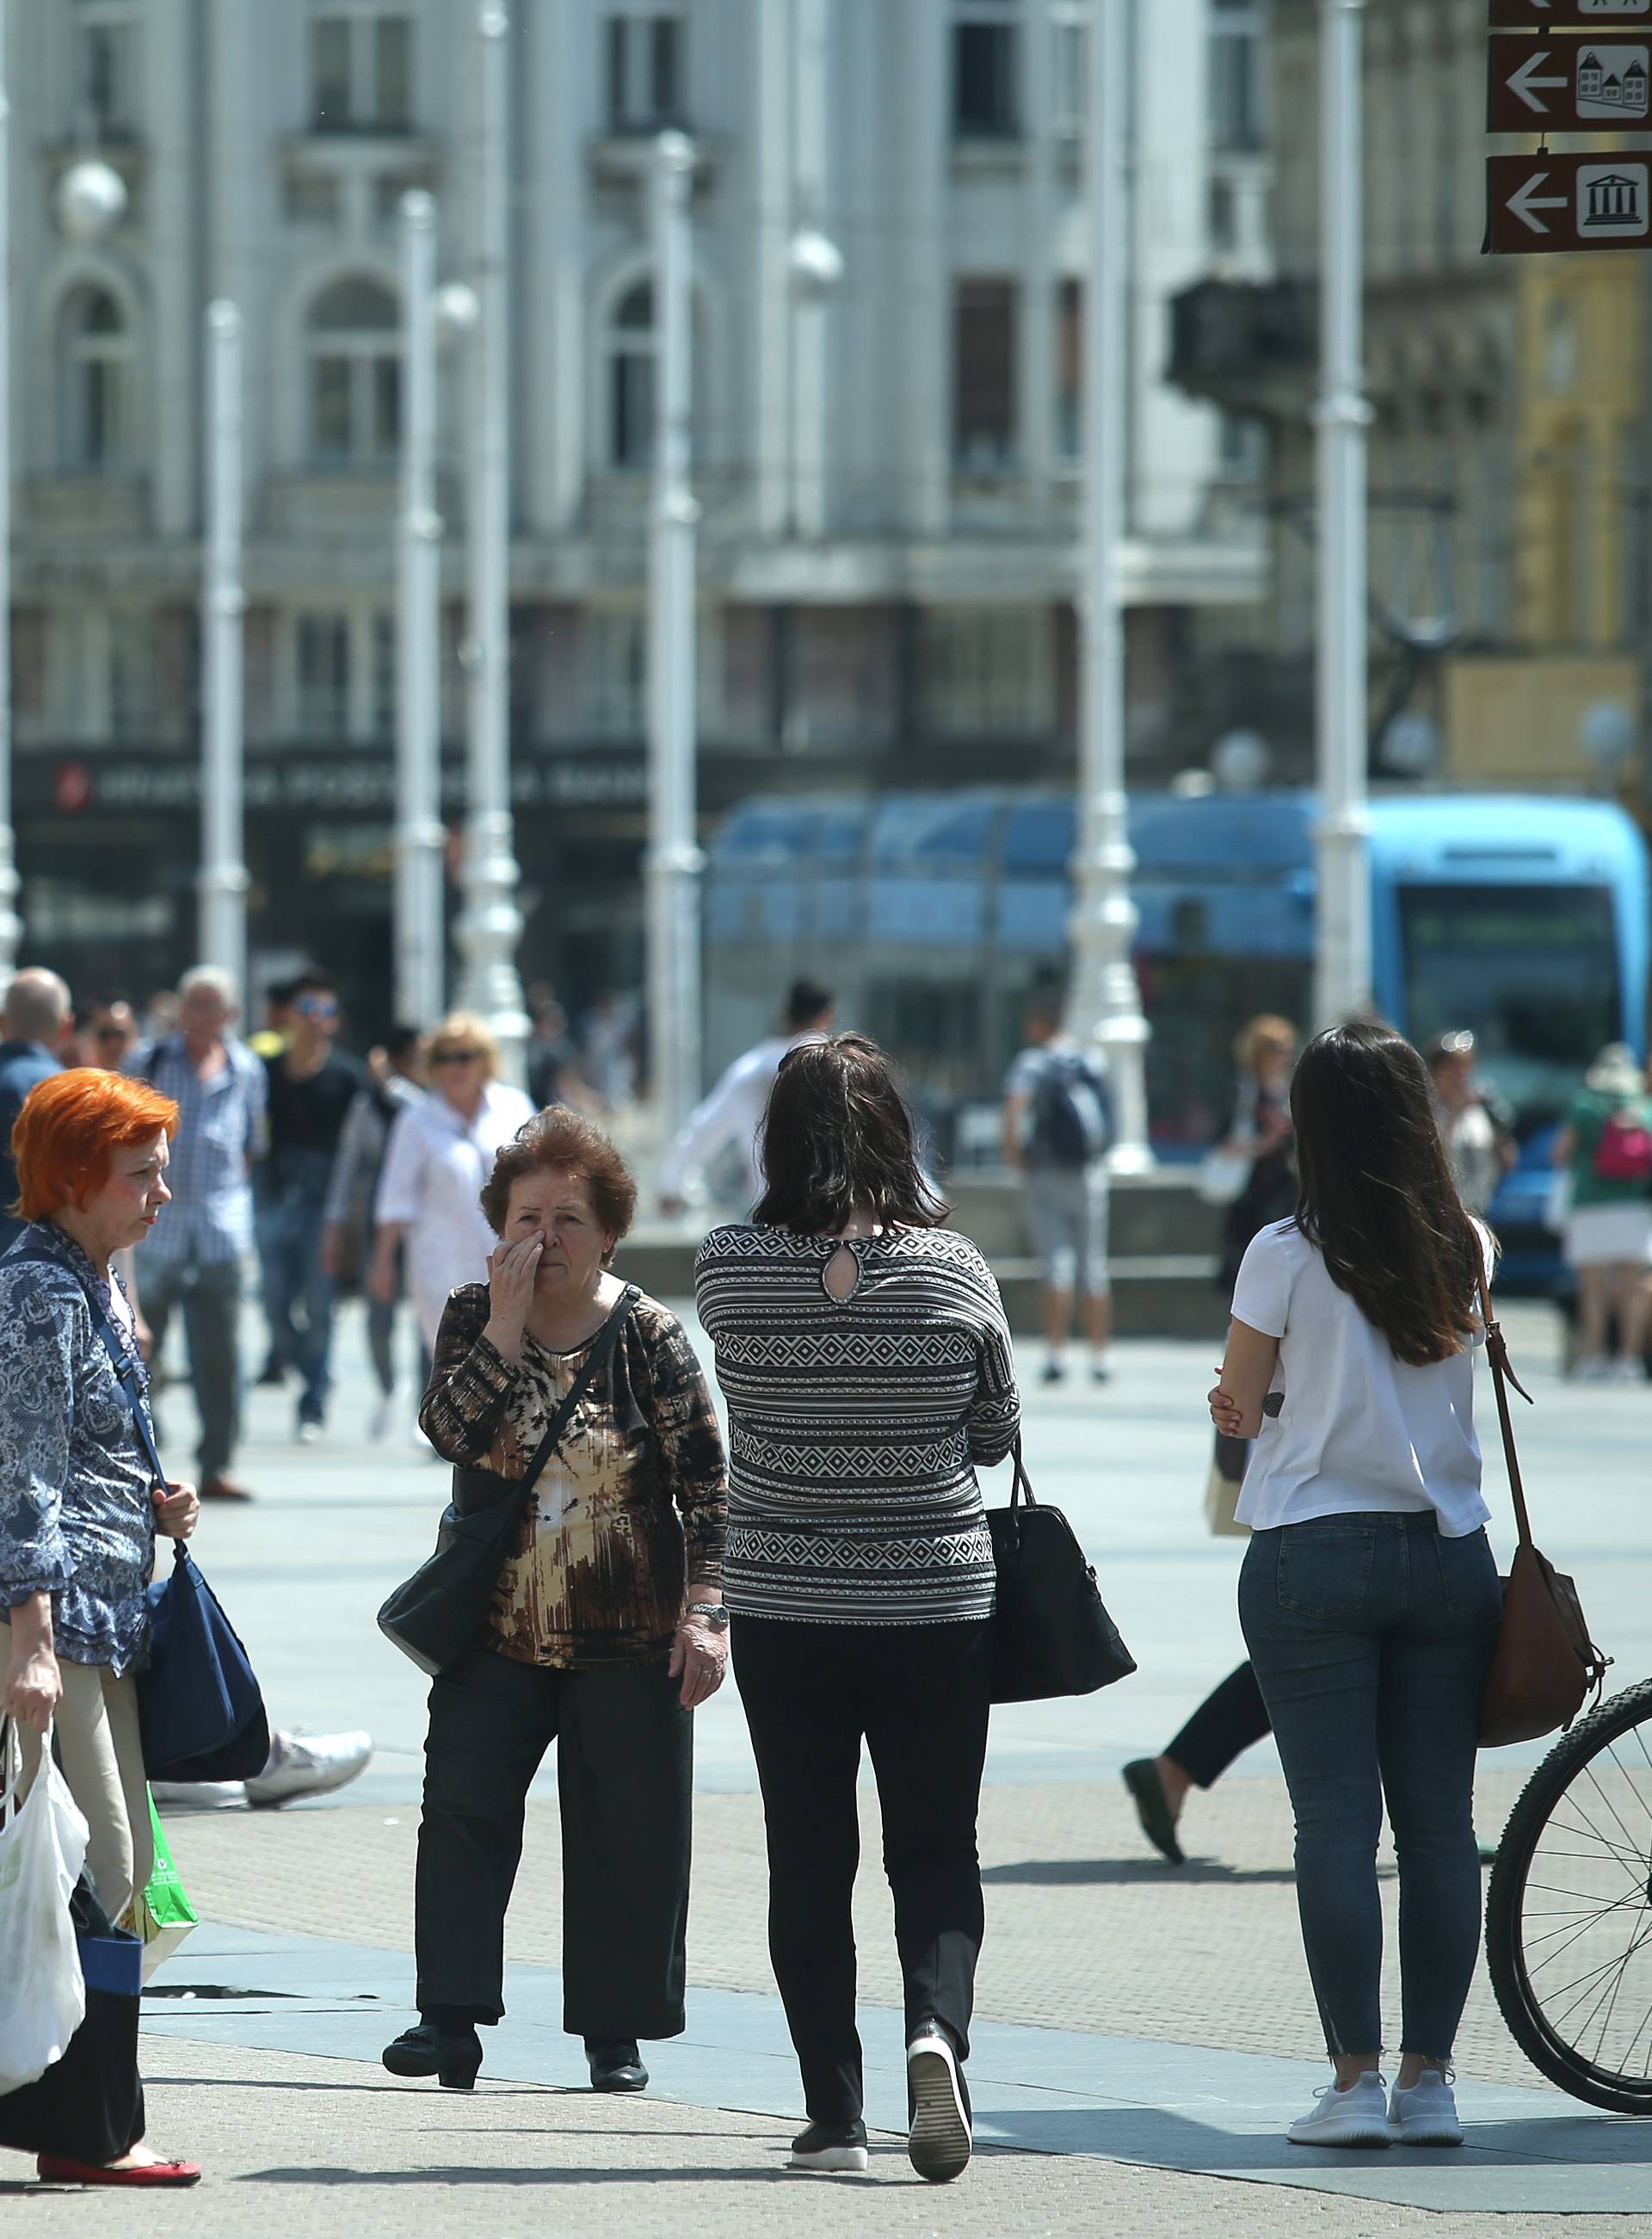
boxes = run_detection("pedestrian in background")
[246,978,296,1062]
[0,968,71,1253]
[1210,1021,1501,2150]
[1122,1013,1298,1864]
[0,1067,200,2187]
[385,1110,726,2098]
[1002,993,1114,1384]
[697,1033,1020,2184]
[1427,1030,1514,1218]
[128,969,268,1504]
[369,1014,533,1365]
[81,999,140,1072]
[1553,1042,1652,1382]
[323,1023,428,1440]
[256,969,364,1440]
[658,978,835,1218]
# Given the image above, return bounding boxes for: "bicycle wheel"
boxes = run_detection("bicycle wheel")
[1486,1676,1652,2113]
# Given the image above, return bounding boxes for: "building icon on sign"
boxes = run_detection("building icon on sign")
[1577,48,1650,118]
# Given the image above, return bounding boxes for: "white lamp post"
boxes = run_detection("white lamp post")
[1066,0,1152,1170]
[1312,0,1373,1030]
[453,2,528,1082]
[199,301,249,1001]
[394,189,446,1030]
[645,130,703,1143]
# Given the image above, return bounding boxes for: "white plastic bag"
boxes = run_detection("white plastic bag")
[1197,1148,1250,1207]
[0,1718,89,2095]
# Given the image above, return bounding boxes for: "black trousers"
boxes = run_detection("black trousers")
[414,1644,692,2040]
[1165,1661,1272,1789]
[731,1614,992,2127]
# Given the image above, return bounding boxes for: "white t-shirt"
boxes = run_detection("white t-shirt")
[1230,1219,1494,1539]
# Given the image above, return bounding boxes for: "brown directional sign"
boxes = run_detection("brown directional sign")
[1487,149,1652,251]
[1490,2,1651,27]
[1489,31,1652,129]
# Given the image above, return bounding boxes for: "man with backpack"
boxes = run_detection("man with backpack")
[1002,995,1115,1385]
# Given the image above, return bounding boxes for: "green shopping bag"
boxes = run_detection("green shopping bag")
[136,1793,198,1981]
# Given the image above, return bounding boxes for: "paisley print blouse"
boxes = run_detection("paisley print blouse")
[0,1222,156,1674]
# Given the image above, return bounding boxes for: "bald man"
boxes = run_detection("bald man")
[0,968,71,1251]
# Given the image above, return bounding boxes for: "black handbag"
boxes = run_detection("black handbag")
[986,1439,1137,1704]
[378,1286,640,1677]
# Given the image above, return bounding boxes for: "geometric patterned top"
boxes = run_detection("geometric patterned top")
[694,1223,1020,1625]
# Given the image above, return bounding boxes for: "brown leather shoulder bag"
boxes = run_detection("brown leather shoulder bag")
[1478,1301,1611,1748]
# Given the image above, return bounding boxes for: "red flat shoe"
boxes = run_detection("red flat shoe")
[36,2154,201,2187]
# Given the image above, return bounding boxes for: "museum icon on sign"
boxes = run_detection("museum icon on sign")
[1578,163,1650,237]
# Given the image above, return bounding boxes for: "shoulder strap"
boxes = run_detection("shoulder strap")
[9,1240,165,1489]
[1480,1281,1535,1551]
[518,1285,641,1497]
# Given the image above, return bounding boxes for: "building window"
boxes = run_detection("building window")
[920,607,1054,738]
[1211,0,1266,153]
[953,278,1018,472]
[606,8,687,133]
[61,287,131,471]
[1051,4,1088,138]
[308,277,400,466]
[607,281,659,470]
[297,614,352,736]
[371,611,396,737]
[74,1,142,140]
[584,609,647,738]
[310,6,413,132]
[1435,89,1458,267]
[109,611,156,740]
[1217,411,1267,481]
[1056,278,1082,460]
[953,4,1020,138]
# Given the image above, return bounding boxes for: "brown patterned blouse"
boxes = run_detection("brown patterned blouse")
[420,1284,727,1671]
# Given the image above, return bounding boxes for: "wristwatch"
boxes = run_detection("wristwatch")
[685,1601,730,1631]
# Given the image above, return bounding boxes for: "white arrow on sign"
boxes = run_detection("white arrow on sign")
[1508,171,1570,233]
[1509,51,1569,111]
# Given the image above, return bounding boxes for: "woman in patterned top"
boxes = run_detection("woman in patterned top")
[695,1033,1020,2186]
[0,1067,201,2187]
[383,1108,727,2100]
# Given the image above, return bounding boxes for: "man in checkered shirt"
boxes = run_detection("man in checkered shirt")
[129,966,268,1502]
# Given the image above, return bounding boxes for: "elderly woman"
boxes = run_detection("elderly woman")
[0,1068,200,2187]
[368,1012,534,1360]
[695,1033,1020,2185]
[382,1108,727,2097]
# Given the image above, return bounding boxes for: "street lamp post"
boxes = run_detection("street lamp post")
[645,131,703,1144]
[1066,0,1152,1169]
[395,188,446,1030]
[1312,0,1373,1029]
[0,50,17,982]
[200,300,249,1001]
[454,1,528,1082]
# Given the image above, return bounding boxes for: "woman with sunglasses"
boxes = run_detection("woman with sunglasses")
[371,1012,533,1366]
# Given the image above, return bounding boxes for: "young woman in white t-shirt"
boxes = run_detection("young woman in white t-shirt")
[1209,1021,1501,2151]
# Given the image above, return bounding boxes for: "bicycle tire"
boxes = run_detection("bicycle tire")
[1486,1675,1652,2113]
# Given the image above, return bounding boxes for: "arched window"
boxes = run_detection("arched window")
[607,280,657,470]
[61,286,130,470]
[308,276,399,465]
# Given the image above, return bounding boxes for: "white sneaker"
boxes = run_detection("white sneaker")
[1572,1355,1612,1382]
[1388,2069,1464,2147]
[244,1730,373,1808]
[149,1779,246,1810]
[1287,2072,1391,2148]
[906,2026,971,2183]
[367,1393,393,1441]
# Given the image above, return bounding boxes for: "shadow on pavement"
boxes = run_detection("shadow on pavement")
[981,1856,1298,1887]
[237,2163,870,2187]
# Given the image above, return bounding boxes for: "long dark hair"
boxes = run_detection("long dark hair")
[1291,1021,1487,1366]
[753,1033,948,1234]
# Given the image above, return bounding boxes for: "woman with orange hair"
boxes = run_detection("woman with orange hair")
[0,1067,200,2187]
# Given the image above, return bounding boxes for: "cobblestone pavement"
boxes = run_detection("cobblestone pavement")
[7,2038,1646,2239]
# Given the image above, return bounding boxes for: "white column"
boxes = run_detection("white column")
[523,0,585,534]
[455,2,528,1082]
[199,301,248,1001]
[395,190,445,1029]
[1020,0,1058,503]
[899,0,949,537]
[753,0,793,538]
[789,0,831,538]
[0,28,16,979]
[1130,0,1215,537]
[1312,0,1372,1030]
[147,0,196,537]
[646,131,703,1140]
[1066,0,1151,1170]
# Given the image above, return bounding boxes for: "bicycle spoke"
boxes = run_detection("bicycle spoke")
[1580,1759,1649,1866]
[1591,1898,1651,2065]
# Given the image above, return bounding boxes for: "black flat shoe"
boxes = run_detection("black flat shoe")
[382,2023,483,2092]
[1122,1758,1187,1866]
[585,2037,648,2093]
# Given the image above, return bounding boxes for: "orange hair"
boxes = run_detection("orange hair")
[10,1068,179,1223]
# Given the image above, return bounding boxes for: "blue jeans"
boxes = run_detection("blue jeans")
[256,1158,336,1424]
[1238,1512,1502,2060]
